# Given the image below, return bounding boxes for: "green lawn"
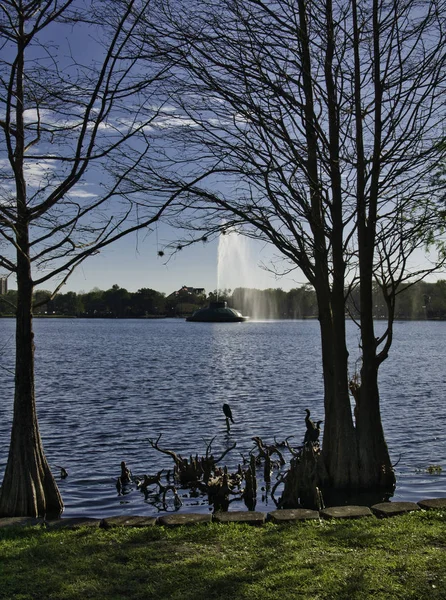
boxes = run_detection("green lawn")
[1,511,445,599]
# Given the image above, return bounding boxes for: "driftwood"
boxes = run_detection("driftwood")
[251,436,286,484]
[279,443,327,510]
[148,434,236,485]
[284,439,302,457]
[147,434,239,511]
[134,430,329,513]
[141,480,182,509]
[252,437,286,465]
[136,470,163,492]
[119,432,330,512]
[158,482,183,509]
[274,435,294,448]
[127,466,183,509]
[191,466,243,511]
[242,454,258,510]
[207,466,242,512]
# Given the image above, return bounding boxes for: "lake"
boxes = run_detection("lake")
[0,318,445,517]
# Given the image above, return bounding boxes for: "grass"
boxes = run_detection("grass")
[1,511,446,599]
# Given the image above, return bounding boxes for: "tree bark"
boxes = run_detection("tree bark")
[318,297,359,490]
[356,363,395,490]
[0,248,63,517]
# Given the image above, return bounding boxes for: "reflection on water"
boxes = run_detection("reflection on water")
[0,318,445,517]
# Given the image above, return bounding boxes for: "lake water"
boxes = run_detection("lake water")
[0,318,445,517]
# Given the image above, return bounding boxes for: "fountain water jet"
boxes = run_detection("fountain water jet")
[217,230,252,297]
[217,230,281,320]
[186,230,250,322]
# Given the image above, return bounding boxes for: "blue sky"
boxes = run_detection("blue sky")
[1,3,444,298]
[3,222,305,295]
[0,4,305,298]
[5,222,441,296]
[44,226,306,296]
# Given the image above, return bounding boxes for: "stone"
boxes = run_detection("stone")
[268,509,320,523]
[46,517,100,529]
[99,515,157,528]
[212,511,266,525]
[0,517,43,528]
[371,502,421,518]
[417,498,446,510]
[157,513,212,527]
[320,506,373,520]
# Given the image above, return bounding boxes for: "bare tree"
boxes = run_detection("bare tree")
[0,0,182,517]
[140,0,446,499]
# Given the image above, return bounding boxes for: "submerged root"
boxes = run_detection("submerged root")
[279,443,327,510]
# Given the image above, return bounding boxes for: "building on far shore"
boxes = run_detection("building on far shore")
[0,277,7,295]
[168,285,206,298]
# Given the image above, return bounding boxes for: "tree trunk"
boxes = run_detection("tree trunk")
[353,0,395,491]
[356,364,395,490]
[0,15,63,517]
[318,300,359,490]
[356,280,395,490]
[0,231,63,517]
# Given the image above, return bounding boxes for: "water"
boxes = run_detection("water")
[216,230,290,318]
[0,318,445,517]
[217,229,249,298]
[217,230,271,314]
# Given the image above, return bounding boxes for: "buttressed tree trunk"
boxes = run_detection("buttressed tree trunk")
[0,229,63,517]
[318,300,359,491]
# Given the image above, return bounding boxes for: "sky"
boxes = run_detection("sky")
[26,226,306,296]
[0,4,304,298]
[28,228,443,296]
[1,2,445,298]
[4,223,443,296]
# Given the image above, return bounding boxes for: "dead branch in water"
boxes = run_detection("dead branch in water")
[148,434,237,486]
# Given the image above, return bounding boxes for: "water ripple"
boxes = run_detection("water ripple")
[0,318,444,517]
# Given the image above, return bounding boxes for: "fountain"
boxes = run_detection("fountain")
[186,300,249,322]
[186,230,250,322]
[216,230,282,319]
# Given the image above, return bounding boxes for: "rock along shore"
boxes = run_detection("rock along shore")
[1,498,446,530]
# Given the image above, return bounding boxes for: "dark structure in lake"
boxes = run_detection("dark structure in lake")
[186,301,249,322]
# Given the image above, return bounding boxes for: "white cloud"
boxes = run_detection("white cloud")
[69,187,97,199]
[151,114,198,129]
[23,159,59,186]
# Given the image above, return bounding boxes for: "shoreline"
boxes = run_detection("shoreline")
[2,497,446,530]
[1,315,446,321]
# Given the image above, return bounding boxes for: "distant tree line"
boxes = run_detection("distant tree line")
[1,280,446,320]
